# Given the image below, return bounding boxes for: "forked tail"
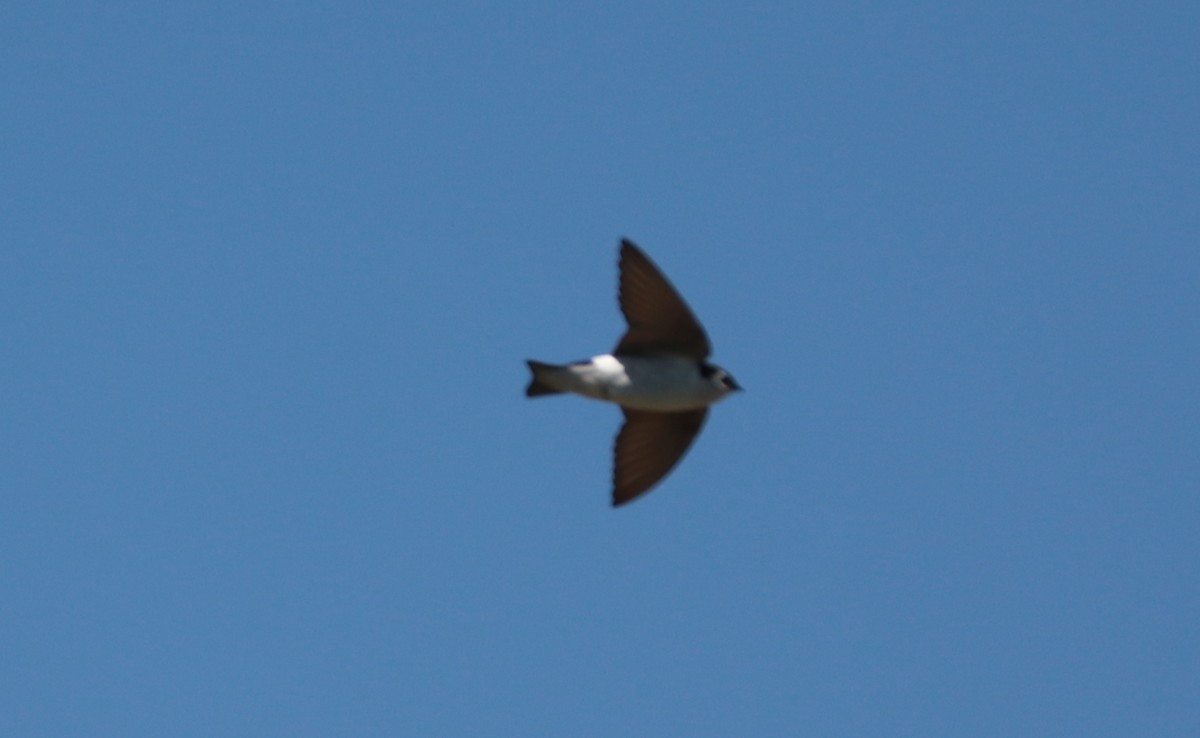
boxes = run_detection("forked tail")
[525,360,565,397]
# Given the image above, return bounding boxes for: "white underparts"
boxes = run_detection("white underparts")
[552,354,731,412]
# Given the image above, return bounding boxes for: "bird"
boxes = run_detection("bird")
[525,238,741,507]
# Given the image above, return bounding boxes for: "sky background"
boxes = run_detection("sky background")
[3,2,1198,736]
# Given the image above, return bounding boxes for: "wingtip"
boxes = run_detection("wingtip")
[611,489,638,508]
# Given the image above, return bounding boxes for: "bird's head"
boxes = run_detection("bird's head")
[700,362,742,395]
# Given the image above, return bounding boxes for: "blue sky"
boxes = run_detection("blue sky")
[3,2,1197,735]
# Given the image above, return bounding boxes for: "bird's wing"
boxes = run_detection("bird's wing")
[612,407,708,507]
[613,239,711,359]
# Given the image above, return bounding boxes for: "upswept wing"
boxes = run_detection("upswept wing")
[613,240,711,359]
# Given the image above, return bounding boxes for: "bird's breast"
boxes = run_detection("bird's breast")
[603,355,721,411]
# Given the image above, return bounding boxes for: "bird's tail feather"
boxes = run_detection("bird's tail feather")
[525,360,565,397]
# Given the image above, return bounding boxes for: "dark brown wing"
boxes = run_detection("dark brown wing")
[613,239,711,359]
[612,408,708,507]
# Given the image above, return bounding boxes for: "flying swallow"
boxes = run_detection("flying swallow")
[525,239,741,506]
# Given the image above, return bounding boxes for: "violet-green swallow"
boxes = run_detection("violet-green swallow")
[525,239,741,507]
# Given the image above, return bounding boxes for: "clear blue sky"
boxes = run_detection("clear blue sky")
[4,3,1197,736]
